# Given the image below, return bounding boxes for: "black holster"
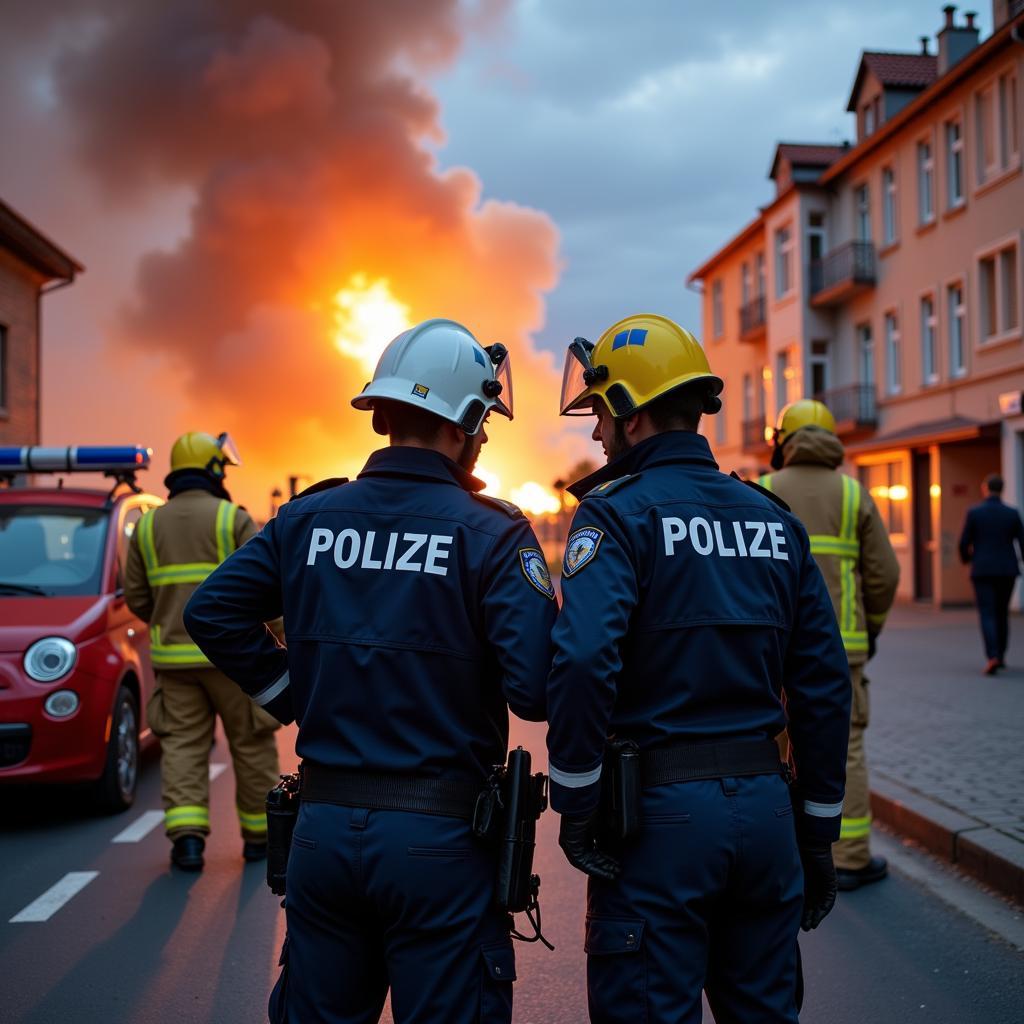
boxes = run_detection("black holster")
[473,746,548,913]
[601,739,643,840]
[266,771,302,895]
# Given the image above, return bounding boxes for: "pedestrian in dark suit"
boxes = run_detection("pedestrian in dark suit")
[959,474,1024,675]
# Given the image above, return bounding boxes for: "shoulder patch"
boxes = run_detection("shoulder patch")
[470,492,525,519]
[563,527,604,577]
[583,473,637,500]
[518,547,555,599]
[732,472,791,513]
[291,477,349,501]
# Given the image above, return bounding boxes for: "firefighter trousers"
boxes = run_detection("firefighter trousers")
[147,667,281,843]
[833,664,871,870]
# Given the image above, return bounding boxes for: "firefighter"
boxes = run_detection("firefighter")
[762,399,900,891]
[124,432,281,872]
[183,319,556,1024]
[547,315,851,1022]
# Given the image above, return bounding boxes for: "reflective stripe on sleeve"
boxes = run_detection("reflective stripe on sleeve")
[548,763,602,789]
[804,799,844,818]
[253,671,290,707]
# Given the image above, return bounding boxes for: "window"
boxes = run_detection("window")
[0,324,7,411]
[946,118,965,207]
[712,279,724,338]
[882,166,898,244]
[921,294,938,384]
[755,251,766,298]
[715,393,727,445]
[885,312,901,395]
[978,242,1020,341]
[810,340,830,397]
[741,262,751,305]
[742,373,754,420]
[917,138,935,224]
[858,323,875,388]
[976,70,1020,185]
[775,350,793,411]
[859,460,907,536]
[855,184,871,242]
[807,211,826,266]
[775,226,793,298]
[864,102,875,136]
[948,282,967,376]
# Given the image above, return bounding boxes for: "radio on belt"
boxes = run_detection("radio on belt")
[0,446,152,475]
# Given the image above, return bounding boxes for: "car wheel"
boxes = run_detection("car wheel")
[93,686,139,814]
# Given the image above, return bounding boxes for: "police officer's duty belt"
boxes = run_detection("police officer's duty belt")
[642,739,784,789]
[301,764,479,820]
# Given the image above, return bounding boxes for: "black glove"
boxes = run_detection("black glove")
[867,631,878,661]
[798,837,837,931]
[558,810,621,881]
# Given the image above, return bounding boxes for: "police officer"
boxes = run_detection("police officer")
[124,432,281,871]
[763,400,899,892]
[546,315,851,1023]
[184,319,556,1024]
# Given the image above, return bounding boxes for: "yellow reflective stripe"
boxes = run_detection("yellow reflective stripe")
[809,536,860,558]
[137,510,159,576]
[866,611,887,628]
[149,625,211,667]
[840,815,872,839]
[148,562,218,586]
[759,474,773,491]
[841,630,869,652]
[216,501,238,564]
[165,805,210,829]
[237,808,268,832]
[835,477,861,637]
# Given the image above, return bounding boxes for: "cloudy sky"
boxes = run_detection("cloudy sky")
[0,0,987,510]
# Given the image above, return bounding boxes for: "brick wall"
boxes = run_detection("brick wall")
[0,247,43,446]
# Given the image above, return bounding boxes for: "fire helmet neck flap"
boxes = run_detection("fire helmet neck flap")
[351,318,512,435]
[559,313,723,419]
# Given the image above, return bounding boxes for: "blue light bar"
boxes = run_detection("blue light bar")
[0,446,152,474]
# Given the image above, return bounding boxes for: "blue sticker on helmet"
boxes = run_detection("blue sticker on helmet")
[611,328,648,351]
[473,347,487,366]
[563,527,604,577]
[519,548,555,599]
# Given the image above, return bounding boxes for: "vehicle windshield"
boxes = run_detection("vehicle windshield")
[0,505,109,596]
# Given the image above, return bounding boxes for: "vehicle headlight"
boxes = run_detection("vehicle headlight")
[45,690,80,718]
[24,637,78,683]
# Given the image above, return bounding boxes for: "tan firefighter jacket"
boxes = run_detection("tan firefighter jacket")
[124,489,257,670]
[760,428,900,666]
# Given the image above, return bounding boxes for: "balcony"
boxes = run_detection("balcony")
[742,417,769,454]
[809,241,876,307]
[739,296,767,341]
[813,384,877,436]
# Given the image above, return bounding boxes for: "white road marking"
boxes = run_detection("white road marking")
[10,872,99,923]
[111,809,165,844]
[209,763,228,781]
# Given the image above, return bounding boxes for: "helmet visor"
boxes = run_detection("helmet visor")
[216,432,242,467]
[559,338,597,415]
[490,347,513,419]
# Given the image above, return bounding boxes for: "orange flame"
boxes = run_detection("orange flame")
[333,273,411,372]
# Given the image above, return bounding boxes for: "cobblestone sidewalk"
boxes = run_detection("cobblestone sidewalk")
[867,603,1024,901]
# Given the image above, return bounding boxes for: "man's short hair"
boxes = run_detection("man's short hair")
[642,380,710,432]
[372,399,446,442]
[985,473,1004,494]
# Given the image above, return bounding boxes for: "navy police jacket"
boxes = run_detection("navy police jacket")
[958,495,1024,578]
[184,447,557,785]
[546,431,851,842]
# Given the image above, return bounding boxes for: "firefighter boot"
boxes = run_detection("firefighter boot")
[171,835,205,872]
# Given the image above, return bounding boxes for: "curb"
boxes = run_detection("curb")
[870,776,1024,905]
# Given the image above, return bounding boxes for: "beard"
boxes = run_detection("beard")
[606,419,632,462]
[458,433,480,473]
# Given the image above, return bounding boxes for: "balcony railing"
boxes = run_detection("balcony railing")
[742,417,768,451]
[813,384,877,430]
[739,296,766,338]
[809,241,876,306]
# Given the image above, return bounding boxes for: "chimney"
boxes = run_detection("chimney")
[920,35,931,53]
[938,5,980,76]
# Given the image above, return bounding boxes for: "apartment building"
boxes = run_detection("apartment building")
[0,198,81,447]
[688,2,1024,606]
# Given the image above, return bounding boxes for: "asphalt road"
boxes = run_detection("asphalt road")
[2,721,1022,1024]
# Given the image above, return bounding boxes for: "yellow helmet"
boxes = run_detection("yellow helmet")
[169,432,242,478]
[771,400,836,448]
[559,313,723,418]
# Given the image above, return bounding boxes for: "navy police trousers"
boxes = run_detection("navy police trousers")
[586,774,803,1024]
[270,802,515,1024]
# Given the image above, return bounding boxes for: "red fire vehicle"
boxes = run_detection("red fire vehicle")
[0,446,161,812]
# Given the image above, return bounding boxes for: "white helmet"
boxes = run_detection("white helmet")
[351,318,513,435]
